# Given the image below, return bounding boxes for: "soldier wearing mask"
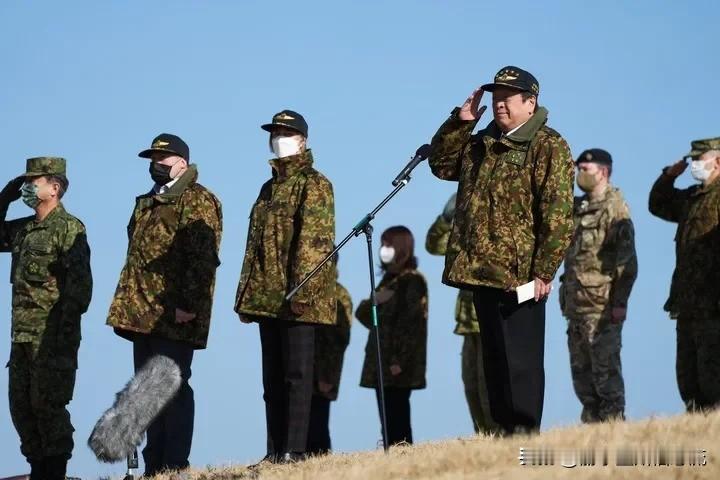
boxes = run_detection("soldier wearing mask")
[107,134,223,477]
[559,149,637,423]
[307,255,353,456]
[0,158,92,480]
[425,193,498,434]
[235,110,336,464]
[356,226,428,447]
[428,66,575,434]
[649,137,720,412]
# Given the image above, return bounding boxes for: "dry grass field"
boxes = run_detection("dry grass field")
[146,410,720,480]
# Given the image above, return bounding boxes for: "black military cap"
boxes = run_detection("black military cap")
[482,66,540,95]
[576,148,612,167]
[261,110,308,137]
[138,133,190,161]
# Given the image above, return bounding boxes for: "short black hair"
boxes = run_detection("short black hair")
[521,91,539,112]
[46,174,69,199]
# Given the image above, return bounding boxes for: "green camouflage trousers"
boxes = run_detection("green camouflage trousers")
[461,334,499,434]
[676,316,720,412]
[567,318,624,423]
[8,342,77,461]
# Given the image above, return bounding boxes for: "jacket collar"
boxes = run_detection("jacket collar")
[693,176,720,197]
[269,149,314,182]
[138,165,198,206]
[482,107,549,150]
[30,203,65,228]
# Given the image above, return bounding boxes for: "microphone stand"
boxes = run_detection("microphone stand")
[123,449,138,480]
[286,145,428,452]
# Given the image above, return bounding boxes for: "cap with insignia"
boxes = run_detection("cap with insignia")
[138,133,190,161]
[25,157,67,177]
[576,148,612,167]
[481,66,540,95]
[261,109,308,137]
[684,137,720,160]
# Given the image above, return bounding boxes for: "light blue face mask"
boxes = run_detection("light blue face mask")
[21,182,40,209]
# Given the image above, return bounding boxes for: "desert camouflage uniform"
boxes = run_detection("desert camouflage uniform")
[314,281,353,400]
[356,270,428,389]
[560,186,637,422]
[649,159,720,411]
[107,165,223,349]
[428,106,575,290]
[426,208,497,433]
[234,150,336,325]
[0,159,92,464]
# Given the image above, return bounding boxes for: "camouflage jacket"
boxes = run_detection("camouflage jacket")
[425,213,479,334]
[234,150,336,325]
[428,107,575,290]
[649,171,720,319]
[0,203,92,365]
[357,269,428,389]
[560,186,638,320]
[314,281,353,400]
[107,166,223,349]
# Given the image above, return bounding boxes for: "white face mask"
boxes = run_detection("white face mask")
[271,136,302,158]
[691,158,715,182]
[379,246,395,265]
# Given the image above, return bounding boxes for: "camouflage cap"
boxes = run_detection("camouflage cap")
[261,110,308,137]
[684,137,720,160]
[576,148,612,167]
[25,157,66,177]
[481,66,540,95]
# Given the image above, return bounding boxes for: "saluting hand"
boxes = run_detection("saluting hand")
[175,308,197,324]
[0,175,25,202]
[459,87,488,121]
[665,159,688,178]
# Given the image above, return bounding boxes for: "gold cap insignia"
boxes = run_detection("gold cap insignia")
[153,140,170,148]
[496,70,519,82]
[585,152,593,162]
[275,113,295,121]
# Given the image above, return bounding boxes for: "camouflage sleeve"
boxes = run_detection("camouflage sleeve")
[608,214,638,309]
[428,110,479,182]
[531,135,576,281]
[425,214,452,256]
[648,171,687,223]
[290,176,336,310]
[59,219,93,314]
[389,273,428,367]
[0,217,31,253]
[177,190,223,321]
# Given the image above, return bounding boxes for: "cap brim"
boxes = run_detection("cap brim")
[261,122,304,135]
[138,148,182,159]
[481,82,531,93]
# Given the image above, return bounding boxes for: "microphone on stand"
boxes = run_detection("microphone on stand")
[392,143,431,186]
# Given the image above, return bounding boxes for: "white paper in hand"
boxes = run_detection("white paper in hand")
[516,281,535,304]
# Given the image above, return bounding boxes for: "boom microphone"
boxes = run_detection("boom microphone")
[88,355,182,463]
[392,143,431,186]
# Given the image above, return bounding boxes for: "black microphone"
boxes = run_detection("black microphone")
[392,144,431,186]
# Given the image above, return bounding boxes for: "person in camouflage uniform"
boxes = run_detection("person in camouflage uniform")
[0,157,92,480]
[559,149,637,423]
[235,110,336,464]
[425,193,498,435]
[357,226,428,446]
[107,133,223,476]
[428,66,575,434]
[307,263,353,455]
[649,137,720,412]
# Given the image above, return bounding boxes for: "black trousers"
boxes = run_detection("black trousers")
[473,286,546,434]
[259,319,315,455]
[307,395,332,455]
[375,387,413,445]
[132,335,195,474]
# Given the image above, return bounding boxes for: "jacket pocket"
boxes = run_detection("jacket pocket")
[21,243,54,284]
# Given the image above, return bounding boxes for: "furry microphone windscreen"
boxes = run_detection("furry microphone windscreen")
[88,354,182,462]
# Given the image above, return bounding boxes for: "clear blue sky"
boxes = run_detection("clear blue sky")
[1,1,718,477]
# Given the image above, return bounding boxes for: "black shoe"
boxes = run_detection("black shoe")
[278,452,307,464]
[248,453,278,469]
